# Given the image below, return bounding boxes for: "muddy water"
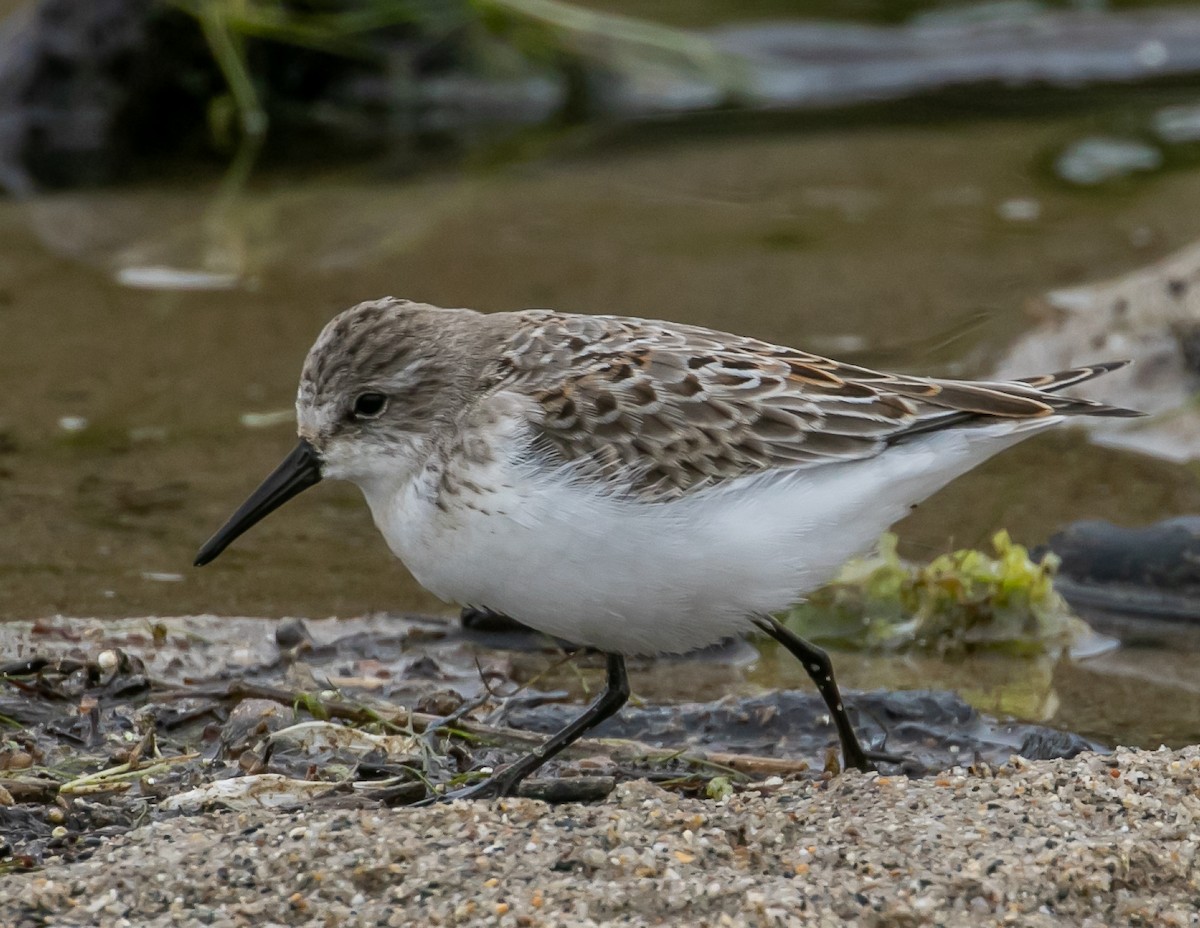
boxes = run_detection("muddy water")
[4,90,1200,746]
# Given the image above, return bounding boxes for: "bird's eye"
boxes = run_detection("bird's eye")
[352,392,388,419]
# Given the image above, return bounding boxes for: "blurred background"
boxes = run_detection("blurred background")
[3,0,1200,744]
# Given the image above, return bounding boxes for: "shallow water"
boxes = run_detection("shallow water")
[3,86,1200,747]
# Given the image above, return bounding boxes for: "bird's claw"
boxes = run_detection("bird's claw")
[864,748,909,766]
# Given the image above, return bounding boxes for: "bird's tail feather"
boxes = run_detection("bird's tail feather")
[889,359,1142,442]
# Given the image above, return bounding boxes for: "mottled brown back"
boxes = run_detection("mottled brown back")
[487,311,1137,500]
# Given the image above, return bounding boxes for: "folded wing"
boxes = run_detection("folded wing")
[493,311,1139,500]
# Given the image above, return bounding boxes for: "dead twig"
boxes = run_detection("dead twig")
[152,680,810,782]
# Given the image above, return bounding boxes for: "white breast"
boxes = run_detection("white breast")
[359,416,1060,656]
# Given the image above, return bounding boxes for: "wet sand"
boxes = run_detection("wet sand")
[6,746,1199,928]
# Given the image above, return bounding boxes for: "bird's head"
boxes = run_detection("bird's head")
[194,297,481,566]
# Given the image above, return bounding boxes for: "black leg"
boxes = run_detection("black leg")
[426,653,630,802]
[753,615,874,773]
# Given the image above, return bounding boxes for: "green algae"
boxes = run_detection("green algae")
[784,531,1098,658]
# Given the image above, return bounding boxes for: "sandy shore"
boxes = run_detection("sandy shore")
[5,746,1199,928]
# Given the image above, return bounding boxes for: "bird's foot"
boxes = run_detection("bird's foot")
[840,747,910,774]
[837,718,922,773]
[838,739,877,774]
[412,768,524,806]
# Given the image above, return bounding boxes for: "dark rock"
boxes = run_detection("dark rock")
[1017,729,1094,761]
[1045,518,1200,620]
[414,689,465,717]
[274,618,313,651]
[219,698,293,756]
[1049,517,1200,591]
[518,775,615,803]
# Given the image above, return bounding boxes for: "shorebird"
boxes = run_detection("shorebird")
[195,298,1137,799]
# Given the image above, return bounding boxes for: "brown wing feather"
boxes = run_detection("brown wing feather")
[492,311,1137,499]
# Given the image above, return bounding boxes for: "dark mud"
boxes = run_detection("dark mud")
[506,689,1100,775]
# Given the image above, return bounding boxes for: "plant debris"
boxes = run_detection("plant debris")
[784,531,1109,657]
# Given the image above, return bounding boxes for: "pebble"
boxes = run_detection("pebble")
[1055,136,1163,185]
[1153,102,1200,144]
[4,747,1200,927]
[997,197,1041,222]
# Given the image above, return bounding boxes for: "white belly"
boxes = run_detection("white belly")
[361,419,1056,656]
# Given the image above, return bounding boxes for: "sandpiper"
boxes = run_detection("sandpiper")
[195,298,1138,799]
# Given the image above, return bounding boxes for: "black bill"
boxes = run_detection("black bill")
[194,439,323,567]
